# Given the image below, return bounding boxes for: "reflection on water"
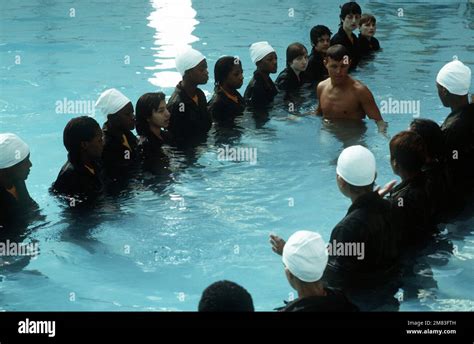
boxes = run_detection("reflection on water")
[146,0,200,88]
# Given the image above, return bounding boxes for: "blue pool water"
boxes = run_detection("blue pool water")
[1,0,474,311]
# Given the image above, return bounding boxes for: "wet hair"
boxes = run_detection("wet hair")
[360,13,376,26]
[214,56,242,91]
[326,44,350,62]
[198,280,254,312]
[390,131,427,173]
[135,92,166,137]
[286,42,308,67]
[409,119,444,161]
[310,25,332,46]
[339,2,362,26]
[63,116,101,165]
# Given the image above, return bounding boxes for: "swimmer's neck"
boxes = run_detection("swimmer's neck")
[296,281,327,299]
[449,96,469,112]
[343,27,354,41]
[290,66,302,77]
[149,124,163,141]
[0,178,14,191]
[256,67,270,77]
[350,193,365,204]
[220,84,235,95]
[181,79,198,98]
[79,152,96,168]
[330,75,352,86]
[347,188,373,204]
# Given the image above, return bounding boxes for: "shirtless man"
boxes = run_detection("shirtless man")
[316,44,387,133]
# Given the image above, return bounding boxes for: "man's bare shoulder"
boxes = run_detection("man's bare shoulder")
[318,78,331,89]
[353,79,372,95]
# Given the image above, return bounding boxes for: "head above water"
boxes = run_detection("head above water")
[436,59,471,108]
[339,2,362,30]
[409,119,444,162]
[183,59,209,86]
[198,280,254,312]
[214,56,244,91]
[282,230,328,287]
[336,145,376,198]
[286,42,308,72]
[0,133,32,184]
[310,25,332,53]
[135,92,170,138]
[63,116,103,165]
[95,88,135,131]
[324,45,351,82]
[250,41,277,74]
[360,13,376,26]
[390,131,427,177]
[175,47,208,85]
[359,13,377,38]
[107,102,135,132]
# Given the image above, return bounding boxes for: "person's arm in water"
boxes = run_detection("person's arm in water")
[358,84,387,133]
[315,82,324,116]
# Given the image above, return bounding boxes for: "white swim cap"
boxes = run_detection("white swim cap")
[436,59,471,96]
[282,230,328,283]
[249,41,275,64]
[175,47,206,76]
[0,133,30,169]
[336,145,376,186]
[95,88,131,116]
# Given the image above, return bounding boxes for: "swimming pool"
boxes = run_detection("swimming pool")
[1,0,473,311]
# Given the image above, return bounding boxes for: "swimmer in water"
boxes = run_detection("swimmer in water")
[303,25,332,86]
[330,1,362,70]
[95,88,138,179]
[275,42,308,92]
[208,56,245,124]
[316,44,387,133]
[51,116,104,201]
[244,41,278,108]
[271,146,399,292]
[436,59,474,198]
[0,133,37,229]
[273,230,358,312]
[358,14,381,56]
[167,47,211,146]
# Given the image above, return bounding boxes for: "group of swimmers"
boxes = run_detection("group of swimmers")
[1,1,473,311]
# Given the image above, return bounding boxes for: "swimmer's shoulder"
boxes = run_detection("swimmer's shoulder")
[352,78,371,95]
[316,78,331,94]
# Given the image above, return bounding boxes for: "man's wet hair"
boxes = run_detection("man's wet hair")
[135,92,166,137]
[360,13,376,26]
[390,131,428,173]
[214,56,242,91]
[286,42,308,67]
[409,119,444,161]
[326,44,350,62]
[339,1,362,25]
[63,116,101,165]
[310,25,332,45]
[198,280,254,312]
